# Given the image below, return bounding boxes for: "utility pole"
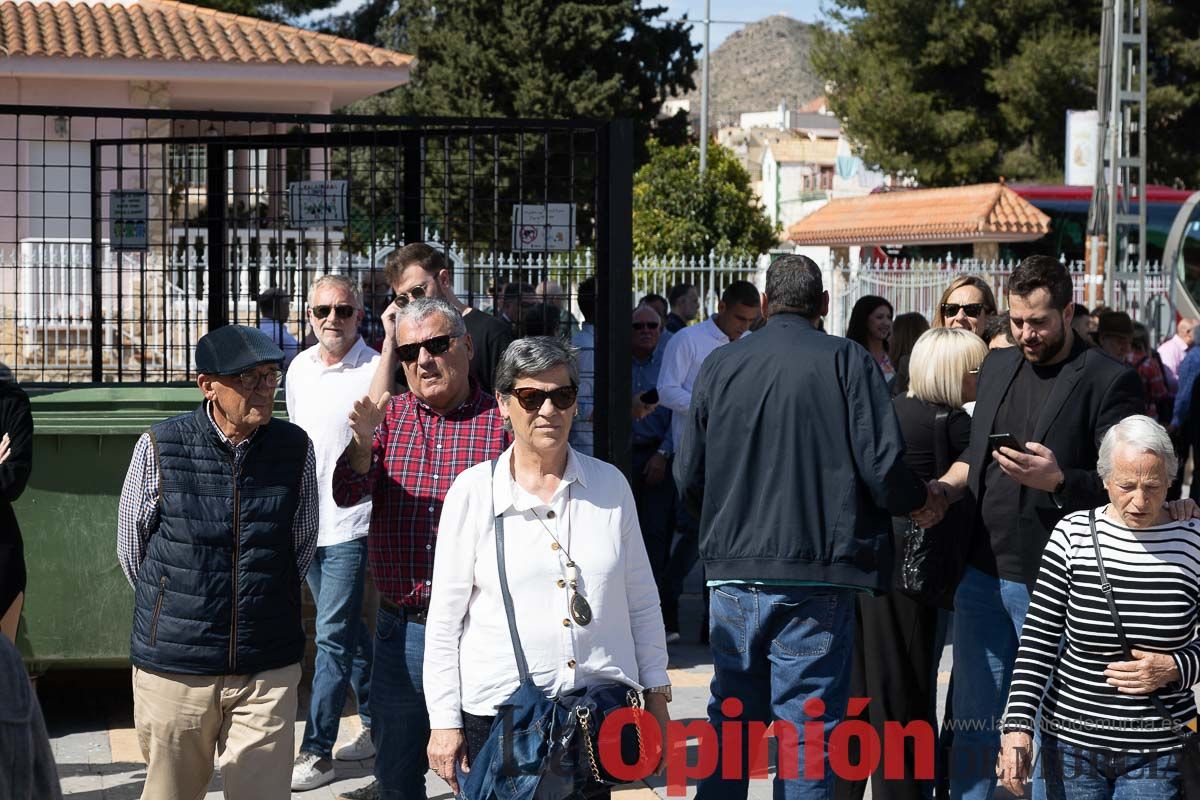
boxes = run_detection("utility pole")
[699,0,711,176]
[1087,0,1148,312]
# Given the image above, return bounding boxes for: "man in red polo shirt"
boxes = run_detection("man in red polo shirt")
[333,297,509,799]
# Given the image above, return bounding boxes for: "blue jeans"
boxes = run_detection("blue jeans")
[301,539,373,759]
[1041,736,1181,800]
[697,585,856,800]
[372,606,429,800]
[950,566,1032,800]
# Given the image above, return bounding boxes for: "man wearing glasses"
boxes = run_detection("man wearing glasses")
[333,297,510,799]
[371,243,514,399]
[116,324,319,800]
[287,275,382,791]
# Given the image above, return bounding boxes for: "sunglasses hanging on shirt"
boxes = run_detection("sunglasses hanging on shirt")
[534,485,592,626]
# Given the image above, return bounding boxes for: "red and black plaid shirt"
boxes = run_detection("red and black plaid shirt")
[332,384,510,607]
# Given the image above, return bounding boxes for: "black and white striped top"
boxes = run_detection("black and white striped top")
[1001,508,1200,752]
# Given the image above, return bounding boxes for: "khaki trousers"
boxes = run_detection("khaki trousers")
[132,662,300,800]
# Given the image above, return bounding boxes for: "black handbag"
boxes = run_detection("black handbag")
[899,408,970,608]
[458,460,647,800]
[1086,509,1200,798]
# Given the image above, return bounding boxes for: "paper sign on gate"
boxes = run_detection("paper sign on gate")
[110,190,149,252]
[288,180,349,229]
[512,204,575,251]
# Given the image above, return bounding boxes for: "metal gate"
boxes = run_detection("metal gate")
[0,105,632,464]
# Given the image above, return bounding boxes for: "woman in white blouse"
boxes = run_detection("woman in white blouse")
[424,336,671,797]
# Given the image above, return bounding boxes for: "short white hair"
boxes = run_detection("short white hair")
[906,327,989,408]
[1097,415,1178,482]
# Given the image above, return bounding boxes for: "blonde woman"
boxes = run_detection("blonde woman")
[837,328,989,800]
[932,275,997,336]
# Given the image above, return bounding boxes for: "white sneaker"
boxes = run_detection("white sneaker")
[665,630,682,644]
[291,752,335,791]
[334,726,376,761]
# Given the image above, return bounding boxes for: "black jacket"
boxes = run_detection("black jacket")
[961,336,1144,586]
[674,314,928,591]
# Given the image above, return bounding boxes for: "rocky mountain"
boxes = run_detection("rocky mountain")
[682,14,823,129]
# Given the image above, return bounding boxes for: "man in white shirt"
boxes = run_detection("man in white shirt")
[286,275,381,791]
[658,280,761,453]
[258,287,301,370]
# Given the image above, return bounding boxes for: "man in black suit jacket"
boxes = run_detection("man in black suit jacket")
[933,255,1144,800]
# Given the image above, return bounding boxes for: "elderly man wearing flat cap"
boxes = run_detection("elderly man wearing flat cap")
[116,324,319,800]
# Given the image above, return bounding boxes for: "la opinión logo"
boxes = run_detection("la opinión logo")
[598,697,937,795]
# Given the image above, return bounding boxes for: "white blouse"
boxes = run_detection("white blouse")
[423,446,670,729]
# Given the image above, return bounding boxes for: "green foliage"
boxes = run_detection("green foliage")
[812,0,1200,187]
[633,140,778,259]
[357,0,699,162]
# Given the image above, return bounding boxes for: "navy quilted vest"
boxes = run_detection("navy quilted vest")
[129,404,308,675]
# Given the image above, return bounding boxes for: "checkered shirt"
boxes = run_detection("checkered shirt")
[331,384,510,607]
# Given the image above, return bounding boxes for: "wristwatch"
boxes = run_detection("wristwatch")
[643,685,672,702]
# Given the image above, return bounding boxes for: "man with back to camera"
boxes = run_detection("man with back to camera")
[657,280,760,642]
[675,255,946,800]
[287,274,381,791]
[117,324,319,799]
[931,255,1143,799]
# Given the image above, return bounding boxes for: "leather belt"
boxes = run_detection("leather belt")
[379,596,428,625]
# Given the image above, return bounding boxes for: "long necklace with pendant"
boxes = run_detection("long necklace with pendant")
[535,485,593,626]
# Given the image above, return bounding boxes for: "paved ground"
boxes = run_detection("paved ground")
[40,571,1111,800]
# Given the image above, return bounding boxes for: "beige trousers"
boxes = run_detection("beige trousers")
[132,662,300,800]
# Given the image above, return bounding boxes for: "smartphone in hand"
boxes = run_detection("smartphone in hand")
[988,433,1027,454]
[640,388,659,405]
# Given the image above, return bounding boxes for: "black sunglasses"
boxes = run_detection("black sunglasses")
[632,321,660,331]
[941,302,987,319]
[511,385,579,411]
[396,335,456,363]
[310,304,356,320]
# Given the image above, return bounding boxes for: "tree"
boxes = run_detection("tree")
[358,0,698,162]
[633,140,778,259]
[811,0,1200,187]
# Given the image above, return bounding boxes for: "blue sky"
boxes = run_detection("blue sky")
[661,0,826,48]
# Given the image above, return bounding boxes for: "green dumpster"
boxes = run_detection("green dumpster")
[12,387,287,671]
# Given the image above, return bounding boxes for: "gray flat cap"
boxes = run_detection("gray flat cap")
[195,324,285,376]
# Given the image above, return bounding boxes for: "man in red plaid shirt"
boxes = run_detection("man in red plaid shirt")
[333,297,509,800]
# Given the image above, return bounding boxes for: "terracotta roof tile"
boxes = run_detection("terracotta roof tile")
[0,0,413,68]
[787,183,1051,246]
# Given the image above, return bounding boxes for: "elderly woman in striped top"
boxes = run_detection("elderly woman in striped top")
[998,415,1200,799]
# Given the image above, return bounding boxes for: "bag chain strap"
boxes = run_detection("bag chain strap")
[576,690,644,782]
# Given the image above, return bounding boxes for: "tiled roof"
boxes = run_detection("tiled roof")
[0,0,414,68]
[787,183,1051,245]
[766,137,839,165]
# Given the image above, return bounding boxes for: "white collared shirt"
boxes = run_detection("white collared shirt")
[657,315,736,450]
[285,337,381,548]
[423,445,669,728]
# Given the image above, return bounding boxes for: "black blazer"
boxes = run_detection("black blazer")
[960,336,1144,586]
